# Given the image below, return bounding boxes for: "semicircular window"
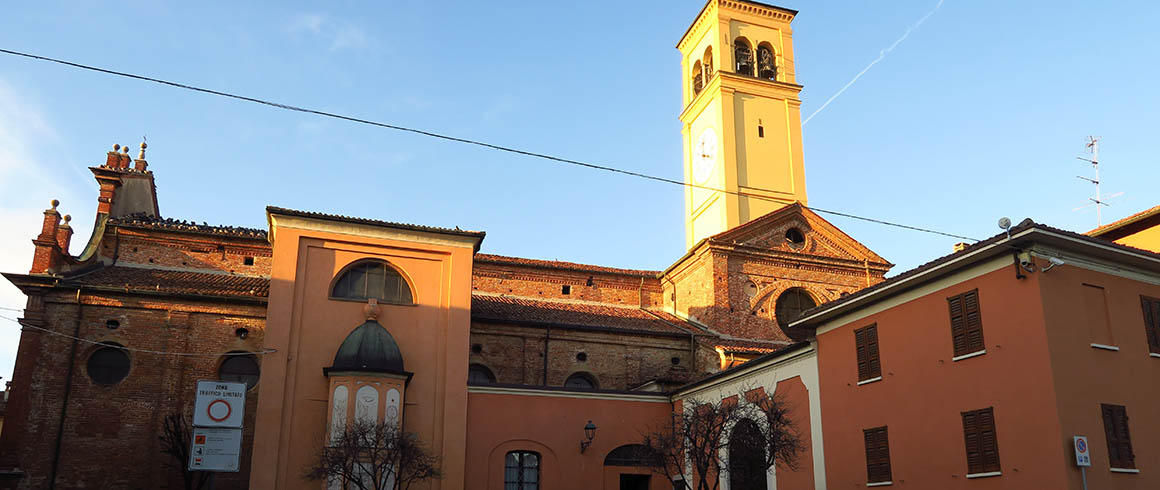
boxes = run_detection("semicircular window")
[775,287,817,329]
[332,260,413,304]
[219,352,261,390]
[605,444,652,466]
[468,364,496,384]
[87,342,130,385]
[564,372,598,389]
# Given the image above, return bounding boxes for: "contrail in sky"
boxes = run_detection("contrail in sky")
[803,0,946,126]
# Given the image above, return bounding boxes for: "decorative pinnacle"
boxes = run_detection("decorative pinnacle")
[62,214,72,225]
[121,145,129,154]
[50,199,60,209]
[113,144,121,152]
[364,298,381,321]
[138,141,147,160]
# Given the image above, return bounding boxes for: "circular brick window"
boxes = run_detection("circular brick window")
[775,287,816,328]
[785,228,806,249]
[576,352,588,362]
[471,343,483,355]
[87,343,130,385]
[219,352,261,390]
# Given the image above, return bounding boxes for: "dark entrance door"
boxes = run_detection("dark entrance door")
[619,474,650,490]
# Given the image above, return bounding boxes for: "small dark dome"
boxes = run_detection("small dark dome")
[327,320,405,374]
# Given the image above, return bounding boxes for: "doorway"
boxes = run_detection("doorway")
[619,474,650,490]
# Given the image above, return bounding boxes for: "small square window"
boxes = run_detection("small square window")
[562,285,571,295]
[243,257,255,266]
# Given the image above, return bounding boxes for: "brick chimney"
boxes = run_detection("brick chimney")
[30,200,63,274]
[56,214,74,255]
[91,141,160,218]
[133,142,148,171]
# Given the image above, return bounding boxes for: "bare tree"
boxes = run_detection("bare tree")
[640,388,803,490]
[305,420,441,490]
[158,412,210,490]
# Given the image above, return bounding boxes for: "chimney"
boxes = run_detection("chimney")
[105,144,122,167]
[953,242,968,253]
[30,200,63,274]
[91,141,159,218]
[56,214,74,255]
[119,144,131,169]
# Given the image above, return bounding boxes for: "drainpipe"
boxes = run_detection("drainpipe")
[49,287,83,490]
[541,326,551,386]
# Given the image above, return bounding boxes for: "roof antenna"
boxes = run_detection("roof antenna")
[998,217,1012,239]
[1073,136,1122,227]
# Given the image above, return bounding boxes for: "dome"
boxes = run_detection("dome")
[325,320,406,375]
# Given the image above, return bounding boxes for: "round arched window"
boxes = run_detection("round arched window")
[785,228,806,248]
[219,353,261,390]
[564,372,598,389]
[332,260,413,304]
[775,287,817,329]
[468,364,496,384]
[87,343,130,385]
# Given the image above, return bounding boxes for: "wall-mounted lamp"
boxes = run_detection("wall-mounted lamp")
[580,420,597,453]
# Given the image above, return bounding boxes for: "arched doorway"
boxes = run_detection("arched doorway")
[729,419,767,490]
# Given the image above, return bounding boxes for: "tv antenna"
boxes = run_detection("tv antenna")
[1073,136,1121,227]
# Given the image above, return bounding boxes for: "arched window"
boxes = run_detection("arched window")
[702,46,715,80]
[757,43,776,80]
[692,61,704,95]
[564,372,598,389]
[775,287,817,329]
[219,352,260,390]
[87,342,130,385]
[505,451,540,490]
[734,37,755,76]
[331,259,413,304]
[605,444,652,466]
[468,363,496,384]
[729,419,768,490]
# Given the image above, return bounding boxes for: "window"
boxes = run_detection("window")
[692,61,704,95]
[331,260,413,304]
[702,46,715,80]
[757,44,776,80]
[605,444,651,466]
[775,288,816,328]
[784,228,805,248]
[219,353,260,389]
[734,38,755,76]
[948,289,985,358]
[564,372,597,389]
[1101,404,1135,469]
[1083,284,1113,347]
[961,407,1001,475]
[1140,296,1160,354]
[561,285,571,295]
[728,419,767,490]
[468,364,496,384]
[863,426,892,484]
[87,343,130,385]
[505,451,540,490]
[854,324,882,382]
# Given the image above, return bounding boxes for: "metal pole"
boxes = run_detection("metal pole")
[208,472,216,490]
[1081,466,1088,490]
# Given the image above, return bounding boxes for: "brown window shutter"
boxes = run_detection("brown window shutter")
[948,294,969,356]
[963,290,985,353]
[863,426,892,483]
[1141,296,1160,354]
[1102,404,1135,469]
[855,324,881,381]
[962,407,1000,474]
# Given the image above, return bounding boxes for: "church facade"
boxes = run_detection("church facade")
[0,1,892,489]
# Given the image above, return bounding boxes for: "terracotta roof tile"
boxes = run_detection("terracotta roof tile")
[267,206,485,241]
[67,266,269,298]
[713,338,791,354]
[471,294,695,335]
[1087,204,1160,239]
[474,254,659,277]
[110,214,268,239]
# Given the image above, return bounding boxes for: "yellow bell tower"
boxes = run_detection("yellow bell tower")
[678,0,807,250]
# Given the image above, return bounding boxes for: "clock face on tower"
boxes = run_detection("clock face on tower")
[693,128,718,184]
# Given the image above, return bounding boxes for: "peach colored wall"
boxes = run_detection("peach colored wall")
[817,266,1069,488]
[465,391,673,490]
[1037,260,1160,489]
[251,222,475,490]
[773,376,813,489]
[1109,226,1160,253]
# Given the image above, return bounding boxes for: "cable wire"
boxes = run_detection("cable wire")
[0,47,980,242]
[0,314,277,357]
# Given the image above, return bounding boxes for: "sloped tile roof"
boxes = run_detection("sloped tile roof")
[1087,204,1160,239]
[713,337,792,354]
[267,206,485,240]
[67,266,269,298]
[474,254,660,277]
[471,294,697,336]
[110,214,268,239]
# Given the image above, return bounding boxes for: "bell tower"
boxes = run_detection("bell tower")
[678,0,807,249]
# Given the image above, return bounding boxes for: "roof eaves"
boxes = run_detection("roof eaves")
[266,206,486,250]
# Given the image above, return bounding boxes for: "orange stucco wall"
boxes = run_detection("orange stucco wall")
[773,376,813,489]
[465,391,673,490]
[1108,226,1160,253]
[250,221,475,490]
[1037,260,1160,489]
[817,265,1069,488]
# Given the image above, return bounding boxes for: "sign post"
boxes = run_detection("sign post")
[1073,435,1090,490]
[190,381,246,474]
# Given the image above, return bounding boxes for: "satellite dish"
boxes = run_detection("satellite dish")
[998,217,1012,230]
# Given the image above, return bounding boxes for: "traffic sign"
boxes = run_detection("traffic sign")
[1074,435,1091,467]
[188,426,243,472]
[193,380,246,428]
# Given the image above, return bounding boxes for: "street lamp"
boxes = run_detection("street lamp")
[580,420,598,453]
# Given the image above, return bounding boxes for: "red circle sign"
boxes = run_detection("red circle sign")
[1076,438,1088,453]
[207,399,232,422]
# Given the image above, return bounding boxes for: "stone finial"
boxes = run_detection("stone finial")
[364,298,381,321]
[113,144,121,152]
[121,145,129,154]
[49,199,59,211]
[138,141,147,160]
[62,214,72,226]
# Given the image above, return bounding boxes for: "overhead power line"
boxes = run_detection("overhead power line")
[0,48,980,242]
[0,314,277,357]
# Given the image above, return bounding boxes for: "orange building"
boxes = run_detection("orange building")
[793,220,1160,489]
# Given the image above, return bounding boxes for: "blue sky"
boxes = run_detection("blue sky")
[1,0,1158,380]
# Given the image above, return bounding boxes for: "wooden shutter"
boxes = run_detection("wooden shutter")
[1141,296,1160,354]
[863,426,892,483]
[962,407,1001,474]
[1102,404,1135,469]
[948,290,985,357]
[855,324,882,381]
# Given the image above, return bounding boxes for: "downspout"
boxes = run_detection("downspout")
[48,286,83,490]
[541,326,550,386]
